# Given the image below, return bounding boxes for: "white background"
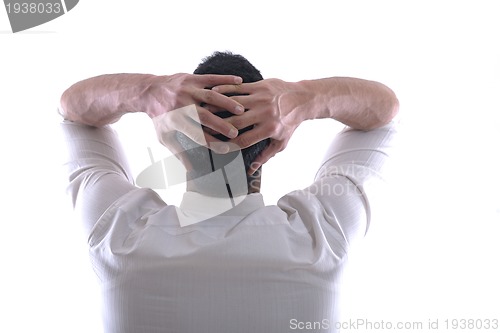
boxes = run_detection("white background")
[1,1,499,332]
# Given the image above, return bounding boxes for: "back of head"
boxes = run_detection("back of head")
[194,51,264,84]
[175,51,270,196]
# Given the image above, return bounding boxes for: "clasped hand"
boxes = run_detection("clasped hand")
[151,74,302,175]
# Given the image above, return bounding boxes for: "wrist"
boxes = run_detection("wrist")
[139,74,167,119]
[286,80,318,123]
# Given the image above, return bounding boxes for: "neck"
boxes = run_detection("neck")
[186,170,261,198]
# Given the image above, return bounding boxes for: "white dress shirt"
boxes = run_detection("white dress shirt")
[61,119,397,333]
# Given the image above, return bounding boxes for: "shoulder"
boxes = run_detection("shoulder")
[88,188,167,247]
[277,181,368,258]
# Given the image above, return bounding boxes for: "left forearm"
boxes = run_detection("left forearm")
[60,73,156,127]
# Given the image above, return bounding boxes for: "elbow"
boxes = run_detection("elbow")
[366,90,399,130]
[59,88,76,121]
[382,94,400,125]
[60,84,88,124]
[59,88,100,126]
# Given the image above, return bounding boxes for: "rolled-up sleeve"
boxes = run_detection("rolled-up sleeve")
[60,120,137,234]
[308,121,398,251]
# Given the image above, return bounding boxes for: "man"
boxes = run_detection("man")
[60,51,398,333]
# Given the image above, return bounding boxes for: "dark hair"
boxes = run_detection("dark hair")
[194,51,264,84]
[175,51,270,194]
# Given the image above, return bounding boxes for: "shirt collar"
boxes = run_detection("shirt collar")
[177,191,265,227]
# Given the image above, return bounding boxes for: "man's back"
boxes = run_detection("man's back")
[92,191,341,332]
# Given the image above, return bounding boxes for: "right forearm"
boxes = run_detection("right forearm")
[60,73,157,127]
[295,77,399,130]
[205,75,399,173]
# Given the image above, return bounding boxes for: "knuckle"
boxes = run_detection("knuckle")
[203,90,215,103]
[197,111,210,124]
[204,104,217,113]
[276,143,287,153]
[237,135,253,148]
[229,117,244,129]
[267,122,281,136]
